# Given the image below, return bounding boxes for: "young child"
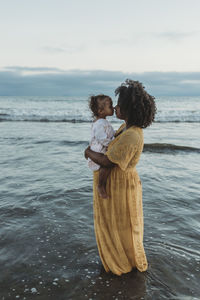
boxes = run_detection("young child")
[88,94,115,198]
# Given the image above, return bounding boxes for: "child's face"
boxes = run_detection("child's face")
[99,97,114,117]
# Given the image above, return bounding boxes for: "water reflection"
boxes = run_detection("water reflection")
[81,267,147,300]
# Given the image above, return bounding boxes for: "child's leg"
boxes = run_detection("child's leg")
[98,167,111,199]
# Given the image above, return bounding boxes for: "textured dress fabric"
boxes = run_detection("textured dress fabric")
[88,118,115,171]
[93,123,148,275]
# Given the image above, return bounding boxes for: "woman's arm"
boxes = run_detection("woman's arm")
[84,146,115,168]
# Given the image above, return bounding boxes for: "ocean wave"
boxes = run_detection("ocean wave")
[1,96,200,123]
[0,116,200,123]
[61,141,200,152]
[39,140,200,152]
[143,143,200,153]
[1,135,199,153]
[39,141,200,153]
[156,120,200,123]
[0,116,91,123]
[59,140,88,146]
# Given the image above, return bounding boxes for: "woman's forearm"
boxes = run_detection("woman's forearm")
[85,148,115,168]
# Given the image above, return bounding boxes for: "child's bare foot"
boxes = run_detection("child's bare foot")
[98,185,108,199]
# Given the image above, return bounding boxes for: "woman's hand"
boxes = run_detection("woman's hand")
[84,146,90,159]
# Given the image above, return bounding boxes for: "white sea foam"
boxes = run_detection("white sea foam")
[0,96,200,123]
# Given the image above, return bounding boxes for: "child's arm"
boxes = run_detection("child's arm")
[85,146,115,168]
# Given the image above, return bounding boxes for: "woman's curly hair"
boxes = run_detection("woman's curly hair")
[89,94,111,118]
[115,79,156,128]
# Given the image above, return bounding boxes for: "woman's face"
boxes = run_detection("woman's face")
[114,99,125,120]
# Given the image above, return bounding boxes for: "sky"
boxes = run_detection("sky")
[0,0,200,96]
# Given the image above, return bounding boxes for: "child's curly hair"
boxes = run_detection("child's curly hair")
[89,94,111,118]
[115,79,157,128]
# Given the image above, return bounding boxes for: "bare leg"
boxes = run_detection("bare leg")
[98,167,111,199]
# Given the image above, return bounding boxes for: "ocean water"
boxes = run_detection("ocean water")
[0,96,200,300]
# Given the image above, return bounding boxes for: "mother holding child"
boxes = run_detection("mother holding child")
[85,79,156,276]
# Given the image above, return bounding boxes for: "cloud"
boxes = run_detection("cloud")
[101,38,130,46]
[0,67,200,96]
[154,31,199,41]
[4,66,63,73]
[100,31,199,48]
[42,44,84,54]
[181,80,200,84]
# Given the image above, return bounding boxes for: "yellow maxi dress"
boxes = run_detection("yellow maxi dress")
[93,123,148,275]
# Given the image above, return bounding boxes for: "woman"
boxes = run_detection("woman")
[85,79,156,275]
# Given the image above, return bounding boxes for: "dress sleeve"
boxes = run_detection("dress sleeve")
[105,131,139,171]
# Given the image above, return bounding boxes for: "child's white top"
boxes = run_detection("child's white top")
[88,118,115,171]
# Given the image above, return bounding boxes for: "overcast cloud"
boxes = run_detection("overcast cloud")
[1,68,200,96]
[1,0,200,73]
